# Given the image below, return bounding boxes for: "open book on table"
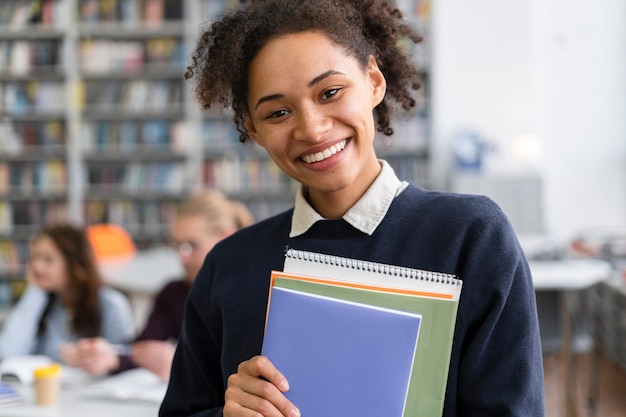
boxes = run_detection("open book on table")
[261,249,463,417]
[0,355,52,385]
[76,368,168,404]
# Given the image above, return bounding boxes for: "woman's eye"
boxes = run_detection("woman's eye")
[321,88,340,101]
[266,109,290,119]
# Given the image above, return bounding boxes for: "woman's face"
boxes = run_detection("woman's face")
[170,215,224,284]
[245,31,386,213]
[28,236,69,293]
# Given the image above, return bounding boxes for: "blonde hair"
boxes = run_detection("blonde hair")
[175,189,254,233]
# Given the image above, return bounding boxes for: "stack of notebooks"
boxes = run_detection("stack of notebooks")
[0,382,21,407]
[261,249,463,417]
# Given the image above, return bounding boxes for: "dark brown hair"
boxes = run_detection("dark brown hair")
[185,0,422,142]
[35,224,103,338]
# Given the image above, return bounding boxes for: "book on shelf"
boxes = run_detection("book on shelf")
[262,249,463,417]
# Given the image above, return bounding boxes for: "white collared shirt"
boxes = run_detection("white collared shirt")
[289,160,408,237]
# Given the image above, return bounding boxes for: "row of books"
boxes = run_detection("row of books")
[385,156,429,185]
[81,120,184,154]
[0,239,26,275]
[81,79,183,113]
[0,40,63,75]
[80,0,183,24]
[2,80,185,115]
[201,119,242,150]
[203,159,294,194]
[84,198,180,236]
[0,120,65,155]
[0,0,65,29]
[0,81,65,115]
[0,198,181,237]
[0,161,67,195]
[80,38,185,74]
[85,161,187,194]
[0,201,67,234]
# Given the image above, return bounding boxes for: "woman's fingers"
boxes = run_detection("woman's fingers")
[223,356,300,417]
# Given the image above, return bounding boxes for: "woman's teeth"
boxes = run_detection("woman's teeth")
[302,139,347,164]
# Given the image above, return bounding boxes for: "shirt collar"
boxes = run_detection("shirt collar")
[290,160,408,237]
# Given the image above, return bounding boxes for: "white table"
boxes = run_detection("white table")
[1,384,159,417]
[99,247,184,329]
[530,258,613,417]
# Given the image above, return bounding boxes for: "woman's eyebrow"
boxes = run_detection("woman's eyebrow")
[254,70,345,110]
[254,94,284,110]
[308,70,344,87]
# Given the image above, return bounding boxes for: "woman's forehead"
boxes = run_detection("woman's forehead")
[248,32,357,88]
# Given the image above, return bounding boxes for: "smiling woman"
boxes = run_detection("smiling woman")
[160,1,546,417]
[244,32,386,218]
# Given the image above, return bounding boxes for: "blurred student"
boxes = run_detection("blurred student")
[71,189,254,381]
[0,224,134,364]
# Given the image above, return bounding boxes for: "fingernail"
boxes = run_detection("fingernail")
[279,379,289,392]
[290,408,301,417]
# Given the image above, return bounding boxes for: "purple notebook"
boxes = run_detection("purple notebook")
[261,286,421,417]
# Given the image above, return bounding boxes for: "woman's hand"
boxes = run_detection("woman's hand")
[72,338,120,376]
[223,355,300,417]
[59,342,80,367]
[131,340,175,381]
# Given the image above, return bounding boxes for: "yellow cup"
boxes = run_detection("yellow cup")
[33,363,62,406]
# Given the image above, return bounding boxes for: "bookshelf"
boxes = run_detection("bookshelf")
[77,0,191,248]
[0,0,432,306]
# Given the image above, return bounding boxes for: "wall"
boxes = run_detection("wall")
[430,0,626,242]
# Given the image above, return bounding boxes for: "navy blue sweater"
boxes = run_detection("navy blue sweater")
[160,185,545,416]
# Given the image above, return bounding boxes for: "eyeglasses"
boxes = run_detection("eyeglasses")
[169,241,198,257]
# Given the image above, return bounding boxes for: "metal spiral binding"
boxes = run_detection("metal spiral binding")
[286,249,461,286]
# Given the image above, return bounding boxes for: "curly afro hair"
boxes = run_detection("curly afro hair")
[186,0,422,143]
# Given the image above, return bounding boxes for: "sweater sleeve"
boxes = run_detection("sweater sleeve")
[0,285,48,358]
[99,287,135,345]
[117,282,182,374]
[448,209,545,416]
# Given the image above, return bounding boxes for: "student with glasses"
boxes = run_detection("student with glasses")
[69,189,254,381]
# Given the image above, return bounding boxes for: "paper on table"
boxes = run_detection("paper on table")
[0,355,52,385]
[77,368,167,404]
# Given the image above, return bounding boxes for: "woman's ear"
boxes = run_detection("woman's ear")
[244,114,262,147]
[367,56,387,107]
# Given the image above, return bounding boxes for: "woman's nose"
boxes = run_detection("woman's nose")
[293,106,331,143]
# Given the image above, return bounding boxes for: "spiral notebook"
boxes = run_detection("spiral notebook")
[262,249,463,417]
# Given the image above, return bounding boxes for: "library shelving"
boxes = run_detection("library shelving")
[0,0,433,307]
[77,0,192,249]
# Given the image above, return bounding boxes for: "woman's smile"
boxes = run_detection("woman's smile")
[301,139,348,164]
